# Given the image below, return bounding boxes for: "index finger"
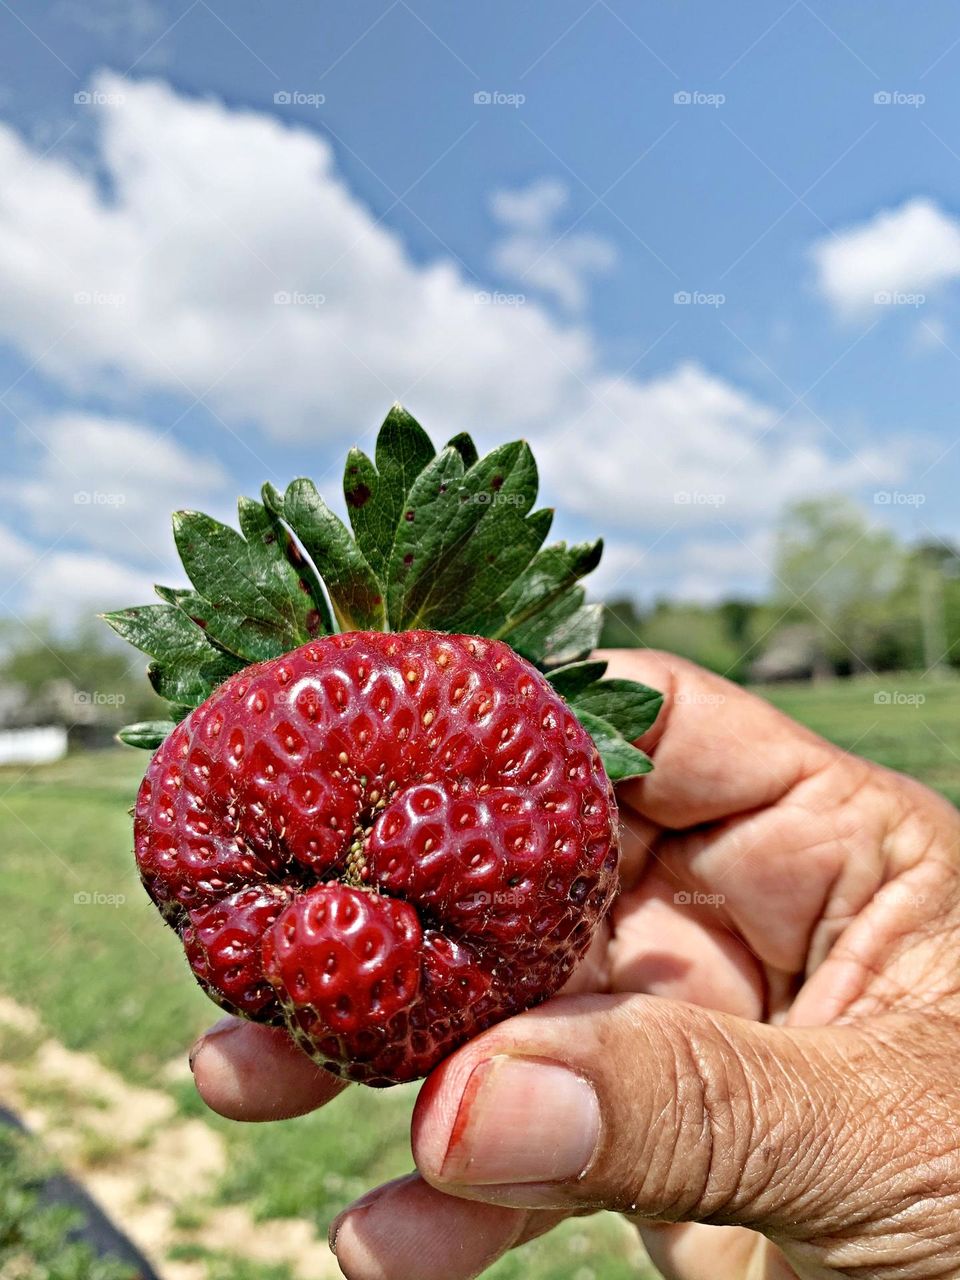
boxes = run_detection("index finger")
[596,649,835,828]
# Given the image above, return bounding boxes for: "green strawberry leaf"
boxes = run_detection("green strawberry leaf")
[568,678,663,743]
[574,709,654,782]
[268,478,386,631]
[103,604,242,708]
[547,660,609,698]
[116,720,176,750]
[172,506,328,662]
[446,431,479,468]
[493,540,601,640]
[387,440,546,631]
[344,404,436,579]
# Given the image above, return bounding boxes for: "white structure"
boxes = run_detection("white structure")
[0,725,68,765]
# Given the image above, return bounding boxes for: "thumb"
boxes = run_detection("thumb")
[411,993,935,1239]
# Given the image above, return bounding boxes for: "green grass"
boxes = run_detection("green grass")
[3,676,956,1280]
[0,1124,138,1280]
[760,671,960,806]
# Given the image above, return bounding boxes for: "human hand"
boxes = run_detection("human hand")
[190,650,960,1280]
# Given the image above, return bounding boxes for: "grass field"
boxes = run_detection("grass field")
[2,670,958,1280]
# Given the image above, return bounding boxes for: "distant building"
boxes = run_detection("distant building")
[0,678,116,765]
[748,624,831,683]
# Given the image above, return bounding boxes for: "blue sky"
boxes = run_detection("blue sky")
[2,0,959,625]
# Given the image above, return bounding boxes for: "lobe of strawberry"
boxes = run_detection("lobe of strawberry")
[111,406,661,1086]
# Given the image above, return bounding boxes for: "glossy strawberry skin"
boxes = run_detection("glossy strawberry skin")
[134,631,618,1085]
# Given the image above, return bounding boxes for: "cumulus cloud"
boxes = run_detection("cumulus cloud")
[811,197,960,313]
[0,74,908,607]
[537,362,898,527]
[489,177,617,311]
[14,413,228,566]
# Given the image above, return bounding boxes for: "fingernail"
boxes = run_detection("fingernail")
[189,1016,240,1073]
[440,1055,599,1186]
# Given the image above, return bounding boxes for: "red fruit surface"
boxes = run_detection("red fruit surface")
[134,631,619,1084]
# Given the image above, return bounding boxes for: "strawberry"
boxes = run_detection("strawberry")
[108,407,663,1085]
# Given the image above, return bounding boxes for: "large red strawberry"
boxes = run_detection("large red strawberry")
[108,407,662,1085]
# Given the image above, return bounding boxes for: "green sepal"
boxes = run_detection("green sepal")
[267,478,386,631]
[568,678,663,742]
[116,720,176,750]
[573,709,654,782]
[547,660,609,698]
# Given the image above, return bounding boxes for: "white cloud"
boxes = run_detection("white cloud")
[0,75,588,442]
[0,75,909,604]
[489,177,617,311]
[537,362,898,527]
[812,197,960,313]
[15,413,227,567]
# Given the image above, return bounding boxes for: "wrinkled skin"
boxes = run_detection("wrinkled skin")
[191,651,960,1280]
